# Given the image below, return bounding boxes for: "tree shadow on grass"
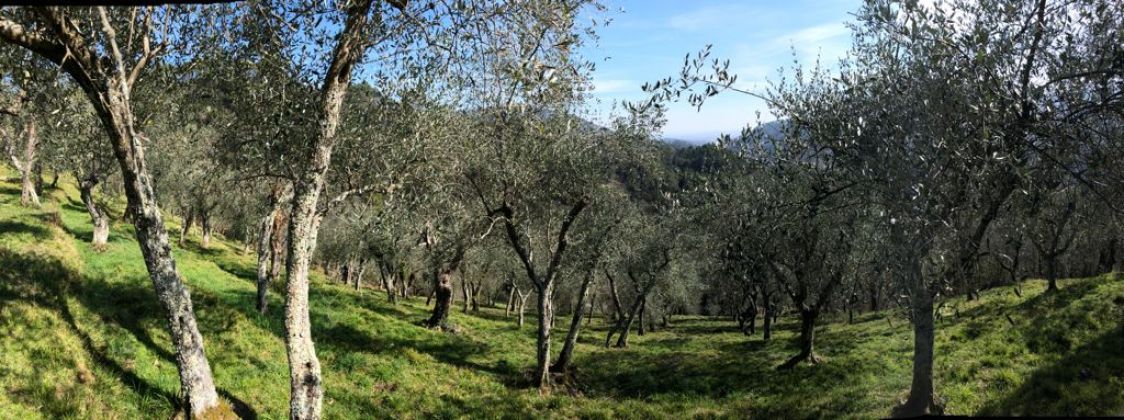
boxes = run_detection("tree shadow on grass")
[316,319,527,385]
[0,185,21,196]
[1013,278,1104,312]
[0,248,182,415]
[573,337,867,417]
[977,324,1124,416]
[0,247,258,419]
[0,220,51,240]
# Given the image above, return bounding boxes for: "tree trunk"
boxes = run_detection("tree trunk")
[426,269,454,329]
[339,262,351,286]
[614,291,647,348]
[36,57,223,417]
[586,292,596,326]
[1101,238,1116,274]
[179,208,193,247]
[283,185,327,420]
[533,283,554,390]
[740,299,757,336]
[470,282,480,312]
[762,298,773,341]
[199,207,213,249]
[848,301,855,324]
[255,210,275,314]
[637,298,646,336]
[552,272,593,373]
[461,276,470,313]
[1046,255,1059,292]
[605,270,624,324]
[380,263,397,303]
[11,119,40,207]
[354,259,365,291]
[614,308,636,348]
[517,291,530,328]
[869,284,879,312]
[280,2,376,416]
[505,284,516,317]
[0,14,236,415]
[896,257,938,417]
[779,308,821,369]
[78,175,110,248]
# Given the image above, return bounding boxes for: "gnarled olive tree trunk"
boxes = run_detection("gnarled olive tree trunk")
[16,119,40,206]
[256,184,289,314]
[426,268,456,328]
[4,117,41,207]
[77,172,109,248]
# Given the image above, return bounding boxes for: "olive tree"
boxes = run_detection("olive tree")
[0,6,232,415]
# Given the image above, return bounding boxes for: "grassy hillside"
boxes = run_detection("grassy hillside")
[1,167,1122,419]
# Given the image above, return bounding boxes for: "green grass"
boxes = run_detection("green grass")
[1,166,1122,419]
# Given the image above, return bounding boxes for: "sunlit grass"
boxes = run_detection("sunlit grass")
[2,166,1122,418]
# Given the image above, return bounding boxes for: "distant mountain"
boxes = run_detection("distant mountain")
[659,120,789,151]
[754,119,787,142]
[660,138,700,149]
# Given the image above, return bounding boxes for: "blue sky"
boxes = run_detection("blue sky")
[580,0,859,143]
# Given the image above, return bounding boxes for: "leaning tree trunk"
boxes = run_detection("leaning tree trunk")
[93,86,221,415]
[0,32,225,414]
[78,174,110,248]
[552,272,593,373]
[614,295,645,348]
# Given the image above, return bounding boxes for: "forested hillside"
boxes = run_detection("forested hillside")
[1,168,1121,418]
[1,1,1123,418]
